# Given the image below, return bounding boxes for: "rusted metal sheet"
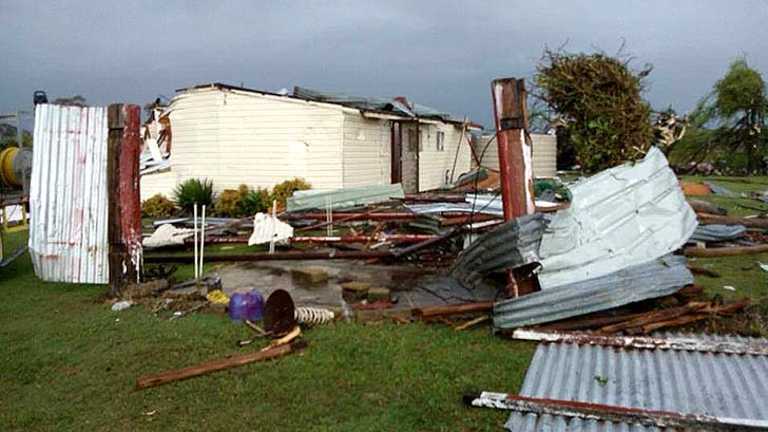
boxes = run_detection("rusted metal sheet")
[467,391,768,431]
[511,329,768,356]
[29,104,110,283]
[502,333,768,431]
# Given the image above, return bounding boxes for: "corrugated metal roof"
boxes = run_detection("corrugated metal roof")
[689,224,746,243]
[286,183,405,212]
[450,214,547,289]
[538,147,697,289]
[493,255,693,330]
[29,104,109,283]
[505,333,768,431]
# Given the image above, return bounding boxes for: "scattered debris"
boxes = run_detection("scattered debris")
[722,285,736,291]
[294,307,335,325]
[135,341,307,390]
[111,300,134,312]
[248,212,294,246]
[685,244,768,257]
[287,183,405,212]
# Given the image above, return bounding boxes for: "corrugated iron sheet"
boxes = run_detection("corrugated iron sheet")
[29,104,109,283]
[505,333,768,431]
[492,255,693,330]
[450,214,547,289]
[287,183,405,212]
[538,147,697,289]
[689,224,746,243]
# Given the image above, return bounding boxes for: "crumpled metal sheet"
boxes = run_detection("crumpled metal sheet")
[29,104,109,283]
[248,213,294,246]
[287,183,405,212]
[493,255,693,330]
[450,214,547,289]
[689,223,746,243]
[538,147,697,289]
[504,332,768,431]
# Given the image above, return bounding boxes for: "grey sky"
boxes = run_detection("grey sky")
[2,0,767,127]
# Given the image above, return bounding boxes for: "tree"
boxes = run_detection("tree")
[671,58,767,173]
[534,50,653,172]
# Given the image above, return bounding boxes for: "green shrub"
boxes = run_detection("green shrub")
[240,186,272,215]
[173,178,214,213]
[214,189,242,216]
[141,194,176,218]
[271,178,311,209]
[536,50,653,172]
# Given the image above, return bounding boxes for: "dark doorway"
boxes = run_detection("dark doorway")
[390,122,402,183]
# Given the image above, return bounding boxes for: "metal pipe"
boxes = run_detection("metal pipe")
[184,234,438,245]
[145,250,393,263]
[199,204,206,276]
[282,212,419,221]
[193,204,198,280]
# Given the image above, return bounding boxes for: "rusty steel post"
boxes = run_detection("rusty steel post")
[491,78,534,219]
[491,78,535,297]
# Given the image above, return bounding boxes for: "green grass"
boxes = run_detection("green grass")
[679,176,768,302]
[0,229,534,432]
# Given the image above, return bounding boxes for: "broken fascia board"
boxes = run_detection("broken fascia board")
[537,147,697,289]
[248,213,294,246]
[287,183,405,212]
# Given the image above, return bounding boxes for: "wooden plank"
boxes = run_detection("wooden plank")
[684,244,768,257]
[136,341,306,390]
[413,301,494,319]
[697,213,768,228]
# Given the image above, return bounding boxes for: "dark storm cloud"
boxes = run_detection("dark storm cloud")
[1,0,767,126]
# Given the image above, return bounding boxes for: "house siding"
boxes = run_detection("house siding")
[474,132,557,178]
[141,88,346,200]
[418,123,472,191]
[341,113,391,188]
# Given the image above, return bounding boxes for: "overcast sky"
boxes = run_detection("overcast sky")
[2,0,767,127]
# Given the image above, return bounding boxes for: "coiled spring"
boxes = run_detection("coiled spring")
[295,307,335,326]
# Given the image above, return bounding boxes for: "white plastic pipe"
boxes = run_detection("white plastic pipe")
[199,205,206,277]
[193,204,198,280]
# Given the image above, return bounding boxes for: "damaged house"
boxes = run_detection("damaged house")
[141,83,482,199]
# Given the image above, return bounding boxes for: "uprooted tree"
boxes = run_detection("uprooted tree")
[671,58,767,174]
[535,50,654,172]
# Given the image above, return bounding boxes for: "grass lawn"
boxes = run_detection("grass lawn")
[3,175,768,431]
[0,229,534,432]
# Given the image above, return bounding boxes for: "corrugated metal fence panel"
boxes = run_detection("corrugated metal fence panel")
[505,334,768,431]
[29,104,109,283]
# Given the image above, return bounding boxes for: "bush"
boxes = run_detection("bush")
[240,186,271,215]
[173,178,214,213]
[536,50,653,172]
[141,194,176,218]
[214,189,242,216]
[271,178,311,209]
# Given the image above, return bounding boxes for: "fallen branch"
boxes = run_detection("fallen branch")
[454,315,490,331]
[135,341,306,390]
[261,326,301,352]
[687,266,721,278]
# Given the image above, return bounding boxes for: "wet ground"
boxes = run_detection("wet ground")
[212,260,496,310]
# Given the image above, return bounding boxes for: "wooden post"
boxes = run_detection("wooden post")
[107,104,142,296]
[491,78,537,297]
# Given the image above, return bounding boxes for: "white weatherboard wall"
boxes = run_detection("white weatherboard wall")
[29,104,109,283]
[341,113,391,188]
[418,123,472,191]
[141,88,348,199]
[475,133,557,178]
